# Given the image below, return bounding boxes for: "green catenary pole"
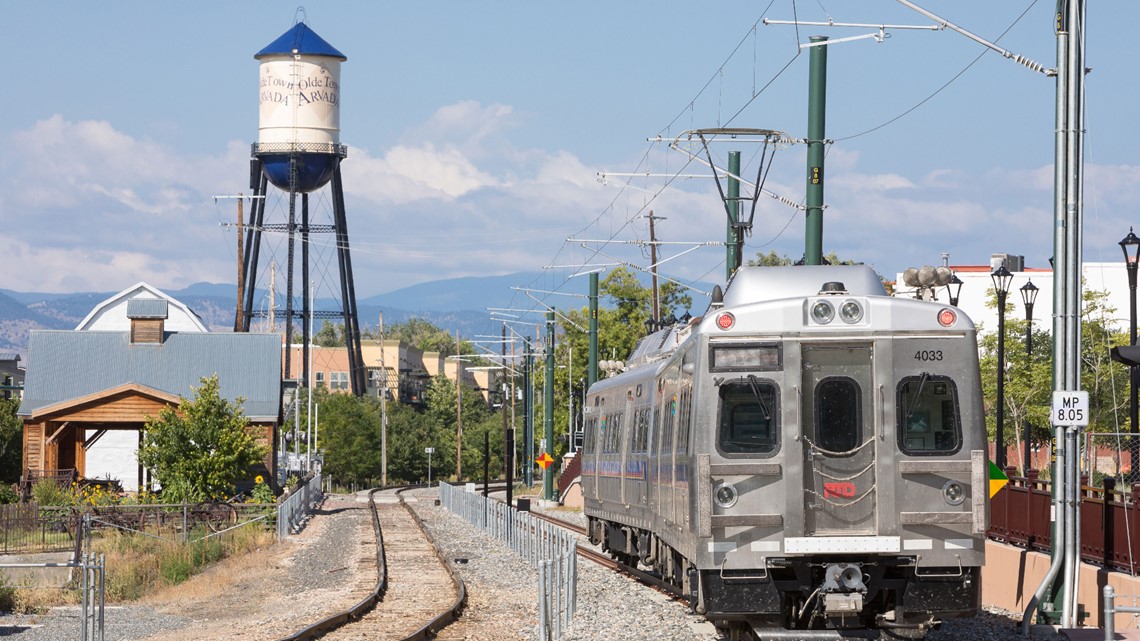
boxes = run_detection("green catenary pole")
[588,272,598,386]
[544,311,556,501]
[726,151,741,280]
[805,36,828,265]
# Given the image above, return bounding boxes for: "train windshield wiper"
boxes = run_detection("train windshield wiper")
[746,374,772,420]
[904,372,931,420]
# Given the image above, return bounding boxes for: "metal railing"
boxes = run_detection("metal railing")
[0,553,105,641]
[1103,585,1140,640]
[277,474,323,541]
[439,483,577,640]
[989,468,1140,575]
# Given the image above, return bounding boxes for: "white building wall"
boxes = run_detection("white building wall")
[75,282,208,333]
[84,430,140,492]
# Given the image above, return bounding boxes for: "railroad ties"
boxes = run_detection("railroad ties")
[280,487,465,641]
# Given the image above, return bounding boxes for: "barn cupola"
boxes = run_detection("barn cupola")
[127,298,169,344]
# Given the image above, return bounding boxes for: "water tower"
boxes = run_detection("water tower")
[238,20,366,395]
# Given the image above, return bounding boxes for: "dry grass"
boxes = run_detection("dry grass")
[0,525,278,614]
[140,530,278,605]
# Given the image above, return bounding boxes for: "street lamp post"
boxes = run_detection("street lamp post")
[945,274,964,307]
[1120,228,1140,478]
[992,264,1013,469]
[1020,279,1039,473]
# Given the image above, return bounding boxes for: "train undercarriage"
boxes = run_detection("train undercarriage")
[588,516,980,641]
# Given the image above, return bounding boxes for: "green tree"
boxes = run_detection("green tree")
[0,398,21,485]
[314,320,345,347]
[387,318,460,354]
[316,392,383,487]
[137,375,267,503]
[980,285,1129,475]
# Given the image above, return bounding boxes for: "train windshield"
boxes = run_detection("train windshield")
[896,375,961,455]
[814,377,863,452]
[718,379,779,454]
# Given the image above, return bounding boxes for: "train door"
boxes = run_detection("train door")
[801,344,877,536]
[627,401,650,509]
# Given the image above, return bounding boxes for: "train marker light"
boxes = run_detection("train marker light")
[942,480,966,505]
[937,308,957,327]
[716,312,735,330]
[811,300,835,324]
[715,483,739,508]
[839,300,864,324]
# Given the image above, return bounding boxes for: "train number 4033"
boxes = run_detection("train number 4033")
[914,350,943,361]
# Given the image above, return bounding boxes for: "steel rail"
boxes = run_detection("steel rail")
[275,484,469,641]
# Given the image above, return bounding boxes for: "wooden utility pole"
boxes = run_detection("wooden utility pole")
[235,195,245,331]
[647,210,664,325]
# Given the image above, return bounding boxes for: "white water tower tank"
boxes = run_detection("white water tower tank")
[254,21,347,193]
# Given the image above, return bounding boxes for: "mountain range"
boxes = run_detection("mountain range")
[0,271,710,358]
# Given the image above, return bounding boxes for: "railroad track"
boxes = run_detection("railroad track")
[526,507,690,604]
[277,486,467,641]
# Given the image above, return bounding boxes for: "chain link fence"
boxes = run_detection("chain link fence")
[439,483,577,640]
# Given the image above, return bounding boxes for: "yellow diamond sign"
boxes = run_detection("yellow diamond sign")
[537,452,554,470]
[989,461,1009,499]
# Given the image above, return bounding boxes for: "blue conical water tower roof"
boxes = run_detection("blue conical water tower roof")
[255,22,346,61]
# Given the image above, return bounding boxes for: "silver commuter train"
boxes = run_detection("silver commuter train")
[580,265,987,639]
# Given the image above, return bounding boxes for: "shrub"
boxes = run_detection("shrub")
[0,484,17,505]
[0,573,14,612]
[31,479,69,506]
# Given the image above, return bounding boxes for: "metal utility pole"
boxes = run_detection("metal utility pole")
[804,36,828,265]
[379,312,388,487]
[524,337,535,488]
[589,272,599,386]
[726,152,741,280]
[543,311,556,501]
[502,321,513,509]
[647,211,662,325]
[455,331,463,482]
[1024,0,1086,630]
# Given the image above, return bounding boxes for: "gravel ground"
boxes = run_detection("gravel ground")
[0,489,1078,641]
[0,493,372,641]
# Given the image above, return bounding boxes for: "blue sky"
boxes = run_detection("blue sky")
[3,1,1137,314]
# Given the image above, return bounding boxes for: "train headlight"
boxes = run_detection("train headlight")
[716,312,735,330]
[839,300,864,324]
[942,481,966,506]
[810,300,835,324]
[938,308,957,327]
[715,483,739,508]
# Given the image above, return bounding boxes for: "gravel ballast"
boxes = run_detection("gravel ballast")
[0,489,1075,641]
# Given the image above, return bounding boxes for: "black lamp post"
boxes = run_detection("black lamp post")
[992,264,1013,468]
[1120,228,1140,477]
[945,274,964,307]
[1020,279,1038,473]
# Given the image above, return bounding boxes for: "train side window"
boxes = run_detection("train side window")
[717,380,779,455]
[677,388,692,455]
[583,418,596,454]
[632,408,649,453]
[815,377,862,452]
[897,375,962,455]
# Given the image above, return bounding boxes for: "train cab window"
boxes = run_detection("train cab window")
[897,375,961,455]
[815,378,862,452]
[717,380,779,455]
